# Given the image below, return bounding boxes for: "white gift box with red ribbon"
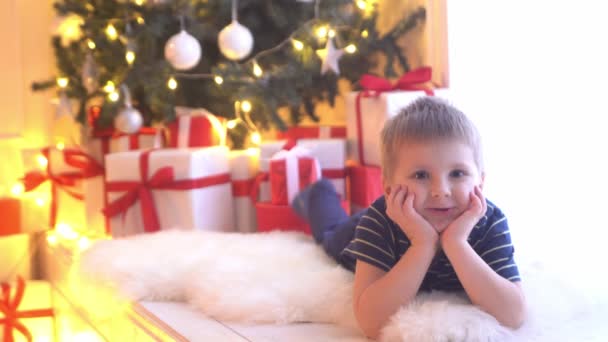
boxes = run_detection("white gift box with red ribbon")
[229,149,259,233]
[103,147,234,237]
[295,138,347,199]
[269,146,321,206]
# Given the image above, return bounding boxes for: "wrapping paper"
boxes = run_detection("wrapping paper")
[229,149,259,233]
[168,107,226,148]
[104,147,234,237]
[269,146,321,206]
[296,139,347,199]
[348,164,383,214]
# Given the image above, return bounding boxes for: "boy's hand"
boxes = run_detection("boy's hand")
[386,185,438,247]
[441,186,486,246]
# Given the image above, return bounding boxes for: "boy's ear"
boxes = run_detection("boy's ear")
[382,176,391,196]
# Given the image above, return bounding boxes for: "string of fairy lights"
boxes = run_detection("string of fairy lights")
[54,0,376,144]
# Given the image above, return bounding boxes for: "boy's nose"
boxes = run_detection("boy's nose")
[431,181,450,198]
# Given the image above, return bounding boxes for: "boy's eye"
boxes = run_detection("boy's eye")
[450,170,466,178]
[413,171,429,179]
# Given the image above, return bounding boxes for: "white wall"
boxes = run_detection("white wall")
[447,1,608,288]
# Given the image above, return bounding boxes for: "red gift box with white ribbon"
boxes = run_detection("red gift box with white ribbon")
[348,164,383,214]
[269,146,321,206]
[168,107,226,148]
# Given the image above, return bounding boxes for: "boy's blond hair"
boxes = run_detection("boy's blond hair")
[380,97,483,182]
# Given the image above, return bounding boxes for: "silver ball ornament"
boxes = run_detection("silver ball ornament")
[164,30,202,70]
[114,106,143,134]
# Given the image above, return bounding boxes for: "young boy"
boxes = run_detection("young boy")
[292,97,526,339]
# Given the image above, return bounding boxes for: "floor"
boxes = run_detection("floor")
[139,301,369,342]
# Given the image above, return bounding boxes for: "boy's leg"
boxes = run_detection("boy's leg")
[292,179,362,262]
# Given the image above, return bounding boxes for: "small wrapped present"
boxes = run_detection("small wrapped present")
[22,147,93,230]
[276,125,346,140]
[0,197,20,237]
[103,147,234,237]
[254,141,288,202]
[346,68,434,167]
[229,149,259,233]
[269,146,321,206]
[0,277,55,342]
[295,139,347,199]
[348,164,383,214]
[168,107,226,148]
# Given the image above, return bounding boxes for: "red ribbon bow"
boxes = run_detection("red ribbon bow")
[0,277,54,342]
[21,147,104,228]
[355,67,434,165]
[102,150,231,233]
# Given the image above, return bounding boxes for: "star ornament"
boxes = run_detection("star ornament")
[316,38,344,75]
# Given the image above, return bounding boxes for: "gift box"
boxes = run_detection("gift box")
[22,147,88,230]
[256,200,350,235]
[276,125,346,140]
[348,164,383,214]
[104,147,234,237]
[346,69,434,167]
[82,127,163,236]
[296,139,347,199]
[0,197,20,237]
[229,149,259,233]
[269,146,321,206]
[255,141,288,202]
[168,107,226,148]
[0,277,55,342]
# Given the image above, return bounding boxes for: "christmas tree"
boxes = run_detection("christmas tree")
[34,0,425,148]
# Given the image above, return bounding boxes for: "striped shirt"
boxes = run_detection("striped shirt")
[340,196,521,292]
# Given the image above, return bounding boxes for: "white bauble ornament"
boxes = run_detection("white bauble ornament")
[164,30,202,70]
[114,106,143,134]
[218,20,254,60]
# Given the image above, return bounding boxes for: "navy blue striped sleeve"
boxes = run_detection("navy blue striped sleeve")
[342,205,396,272]
[473,208,521,282]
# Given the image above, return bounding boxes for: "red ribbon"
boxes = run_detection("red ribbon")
[22,148,103,228]
[232,179,255,197]
[321,168,347,179]
[355,67,434,165]
[270,157,319,206]
[0,277,54,342]
[102,150,231,233]
[276,126,347,140]
[249,172,269,203]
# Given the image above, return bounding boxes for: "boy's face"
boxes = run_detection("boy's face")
[386,139,484,233]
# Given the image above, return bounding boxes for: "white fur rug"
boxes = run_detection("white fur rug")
[74,230,608,342]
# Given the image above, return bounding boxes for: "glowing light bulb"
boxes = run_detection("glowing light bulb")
[56,223,78,240]
[136,16,145,25]
[241,100,252,113]
[328,29,336,38]
[292,39,304,51]
[167,77,178,90]
[250,132,262,145]
[108,91,120,102]
[47,233,58,246]
[10,183,25,197]
[78,236,91,251]
[56,141,65,150]
[345,44,357,54]
[135,0,146,5]
[361,30,369,38]
[214,76,224,85]
[356,0,367,10]
[87,39,96,49]
[226,119,239,129]
[253,61,263,77]
[57,77,69,88]
[103,81,116,93]
[35,198,45,207]
[36,154,48,168]
[316,26,328,38]
[106,24,118,40]
[126,50,136,65]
